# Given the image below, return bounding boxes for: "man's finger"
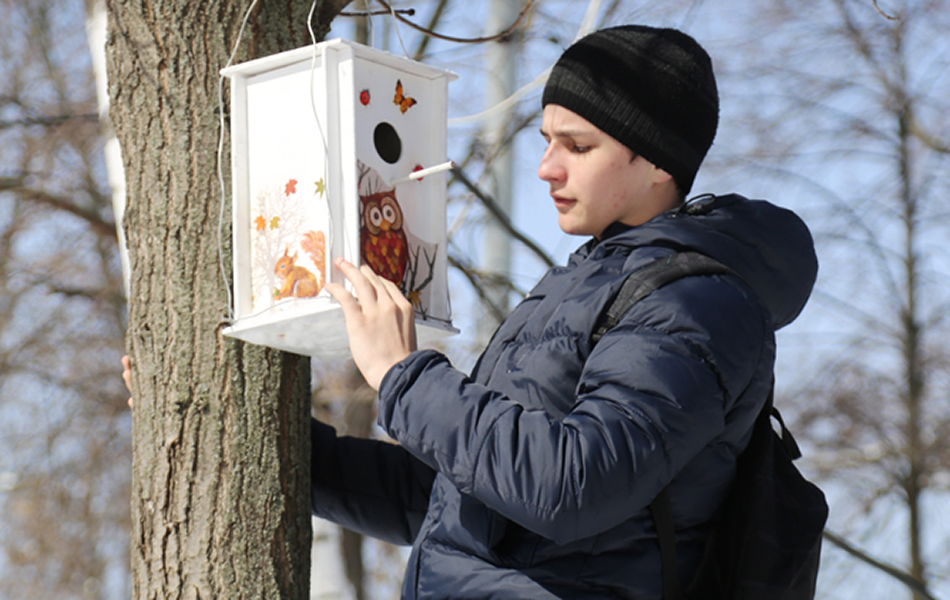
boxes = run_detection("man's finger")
[362,264,398,302]
[379,277,410,310]
[325,282,362,320]
[376,278,417,350]
[122,355,132,392]
[334,258,378,306]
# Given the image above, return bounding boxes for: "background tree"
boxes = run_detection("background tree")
[0,0,130,597]
[104,0,346,597]
[5,0,947,597]
[704,0,950,597]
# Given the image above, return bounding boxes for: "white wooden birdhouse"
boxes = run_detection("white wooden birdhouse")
[221,39,458,359]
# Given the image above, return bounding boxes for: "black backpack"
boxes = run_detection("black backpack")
[592,252,829,600]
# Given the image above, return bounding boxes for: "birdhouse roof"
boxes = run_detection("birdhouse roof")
[221,38,458,82]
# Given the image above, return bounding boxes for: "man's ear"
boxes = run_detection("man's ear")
[651,165,674,186]
[650,166,683,208]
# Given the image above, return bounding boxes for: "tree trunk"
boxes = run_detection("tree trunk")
[104,1,347,597]
[893,19,927,597]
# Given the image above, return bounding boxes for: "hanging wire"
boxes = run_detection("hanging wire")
[213,0,603,321]
[306,0,336,286]
[216,0,335,326]
[306,1,332,163]
[217,0,261,323]
[387,1,413,58]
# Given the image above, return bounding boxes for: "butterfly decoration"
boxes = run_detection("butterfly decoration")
[393,79,417,114]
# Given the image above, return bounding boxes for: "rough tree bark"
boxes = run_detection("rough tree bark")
[104,1,350,597]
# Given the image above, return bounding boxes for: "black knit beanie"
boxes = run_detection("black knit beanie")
[542,25,719,194]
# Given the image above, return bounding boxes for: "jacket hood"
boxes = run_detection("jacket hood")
[594,193,818,329]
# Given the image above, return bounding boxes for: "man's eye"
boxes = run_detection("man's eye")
[572,144,591,153]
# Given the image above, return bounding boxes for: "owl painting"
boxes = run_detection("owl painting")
[360,191,409,285]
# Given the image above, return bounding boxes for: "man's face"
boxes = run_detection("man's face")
[538,104,671,238]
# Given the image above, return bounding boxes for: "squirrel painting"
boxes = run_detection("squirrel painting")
[274,246,320,300]
[299,230,327,290]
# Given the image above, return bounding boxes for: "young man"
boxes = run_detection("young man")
[318,25,819,599]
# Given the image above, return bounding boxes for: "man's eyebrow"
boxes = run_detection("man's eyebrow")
[539,128,593,138]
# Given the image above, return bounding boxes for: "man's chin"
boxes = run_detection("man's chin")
[557,217,594,238]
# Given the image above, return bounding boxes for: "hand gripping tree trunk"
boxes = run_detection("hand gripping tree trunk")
[104,1,349,597]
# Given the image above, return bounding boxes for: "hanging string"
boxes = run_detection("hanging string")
[387,1,412,58]
[214,0,602,322]
[216,0,335,326]
[217,0,261,324]
[306,0,336,291]
[306,1,331,183]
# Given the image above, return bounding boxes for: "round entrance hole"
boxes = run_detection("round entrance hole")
[374,122,402,164]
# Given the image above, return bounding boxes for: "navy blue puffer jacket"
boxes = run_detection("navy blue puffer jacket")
[312,194,817,599]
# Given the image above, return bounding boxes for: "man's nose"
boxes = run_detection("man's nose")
[537,147,563,182]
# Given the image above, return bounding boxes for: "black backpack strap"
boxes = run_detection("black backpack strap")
[650,489,685,600]
[591,252,738,346]
[653,382,795,600]
[760,375,802,461]
[771,404,802,460]
[593,252,738,599]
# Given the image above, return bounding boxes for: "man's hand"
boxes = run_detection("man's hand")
[324,257,417,390]
[122,355,133,408]
[124,257,417,400]
[125,256,418,398]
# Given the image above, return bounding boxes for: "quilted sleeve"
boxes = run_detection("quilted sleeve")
[375,274,772,545]
[311,418,436,546]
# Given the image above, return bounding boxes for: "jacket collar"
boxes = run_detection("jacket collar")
[578,222,633,254]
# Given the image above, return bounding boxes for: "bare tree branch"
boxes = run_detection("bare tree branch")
[0,113,98,129]
[372,0,535,44]
[447,253,512,324]
[450,166,554,268]
[823,530,936,599]
[412,0,449,60]
[13,186,117,241]
[872,0,900,21]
